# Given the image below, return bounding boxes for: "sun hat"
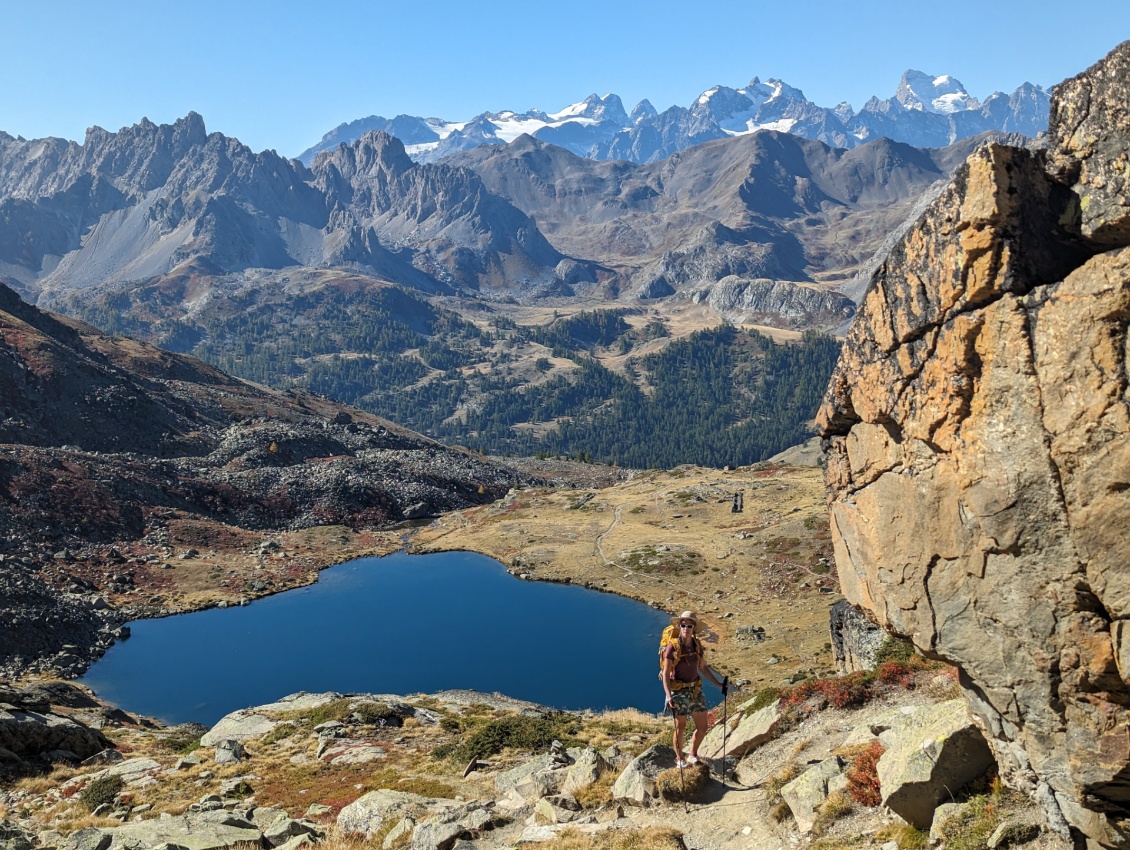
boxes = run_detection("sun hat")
[670,610,699,629]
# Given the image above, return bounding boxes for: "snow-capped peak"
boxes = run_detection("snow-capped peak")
[549,93,627,124]
[895,70,981,114]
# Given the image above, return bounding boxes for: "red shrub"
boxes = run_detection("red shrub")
[875,660,918,688]
[818,673,873,708]
[846,740,885,807]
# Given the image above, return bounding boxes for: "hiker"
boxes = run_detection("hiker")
[662,610,727,767]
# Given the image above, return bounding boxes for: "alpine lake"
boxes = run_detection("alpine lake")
[78,550,673,726]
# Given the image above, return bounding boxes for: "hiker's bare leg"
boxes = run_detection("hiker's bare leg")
[673,715,688,759]
[690,710,709,757]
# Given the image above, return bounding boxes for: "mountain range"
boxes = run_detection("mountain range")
[0,112,991,317]
[299,70,1049,165]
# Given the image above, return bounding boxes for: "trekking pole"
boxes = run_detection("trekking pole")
[720,676,729,787]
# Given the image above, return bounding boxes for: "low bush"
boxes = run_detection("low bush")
[781,672,873,713]
[772,650,943,728]
[79,775,124,811]
[748,687,782,711]
[845,740,884,806]
[435,713,580,763]
[158,728,202,754]
[874,635,918,665]
[352,702,405,727]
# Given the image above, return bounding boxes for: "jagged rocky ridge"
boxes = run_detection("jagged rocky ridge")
[0,282,528,675]
[817,41,1130,849]
[0,117,568,304]
[299,71,1049,165]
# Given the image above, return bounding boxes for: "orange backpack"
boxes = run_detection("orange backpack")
[658,625,703,691]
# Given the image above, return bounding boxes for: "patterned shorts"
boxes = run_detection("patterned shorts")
[669,683,706,716]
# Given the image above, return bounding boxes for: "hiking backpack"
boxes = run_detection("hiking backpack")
[658,626,703,690]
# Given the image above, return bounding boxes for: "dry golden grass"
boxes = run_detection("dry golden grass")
[535,826,686,850]
[314,828,382,850]
[655,762,710,802]
[573,774,617,809]
[573,708,666,750]
[764,761,805,806]
[812,789,855,835]
[47,813,125,834]
[14,766,75,795]
[875,822,930,850]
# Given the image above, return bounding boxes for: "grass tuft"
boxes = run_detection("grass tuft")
[655,762,709,802]
[535,826,686,850]
[812,789,854,835]
[875,823,929,850]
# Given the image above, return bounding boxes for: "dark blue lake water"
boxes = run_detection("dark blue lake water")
[78,550,672,726]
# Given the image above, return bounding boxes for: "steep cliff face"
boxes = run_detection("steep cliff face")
[818,43,1130,848]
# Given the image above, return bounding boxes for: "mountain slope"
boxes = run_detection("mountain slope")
[0,117,573,303]
[446,131,993,298]
[0,277,519,549]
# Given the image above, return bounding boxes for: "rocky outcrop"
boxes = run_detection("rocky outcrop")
[877,700,995,828]
[697,701,780,760]
[781,756,846,833]
[829,600,887,673]
[611,745,678,805]
[0,705,109,769]
[682,277,856,331]
[818,41,1130,848]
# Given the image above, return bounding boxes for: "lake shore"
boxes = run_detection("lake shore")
[409,461,838,692]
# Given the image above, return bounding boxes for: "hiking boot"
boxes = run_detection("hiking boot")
[687,755,699,765]
[675,758,689,768]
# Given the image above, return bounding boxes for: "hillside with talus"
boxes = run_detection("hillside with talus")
[819,40,1130,848]
[0,280,528,679]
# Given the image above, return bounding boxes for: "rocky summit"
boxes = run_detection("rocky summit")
[819,41,1130,849]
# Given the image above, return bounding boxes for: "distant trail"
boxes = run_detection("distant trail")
[595,504,623,565]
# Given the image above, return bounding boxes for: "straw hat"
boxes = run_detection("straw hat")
[670,610,699,629]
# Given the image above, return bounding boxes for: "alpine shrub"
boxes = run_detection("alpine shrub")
[846,740,885,807]
[79,775,124,811]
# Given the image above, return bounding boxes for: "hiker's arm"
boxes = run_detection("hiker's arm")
[698,653,725,688]
[662,651,675,705]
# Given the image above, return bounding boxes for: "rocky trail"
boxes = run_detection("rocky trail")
[0,672,1062,850]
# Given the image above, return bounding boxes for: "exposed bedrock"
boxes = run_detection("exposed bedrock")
[818,42,1130,849]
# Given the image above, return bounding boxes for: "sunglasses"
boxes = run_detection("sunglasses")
[679,623,695,628]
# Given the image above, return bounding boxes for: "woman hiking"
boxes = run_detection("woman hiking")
[662,610,727,767]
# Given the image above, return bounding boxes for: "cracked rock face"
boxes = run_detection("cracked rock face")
[818,42,1130,849]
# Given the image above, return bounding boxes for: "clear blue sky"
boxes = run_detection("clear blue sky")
[2,0,1127,158]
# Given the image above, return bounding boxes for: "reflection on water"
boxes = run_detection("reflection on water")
[79,550,671,725]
